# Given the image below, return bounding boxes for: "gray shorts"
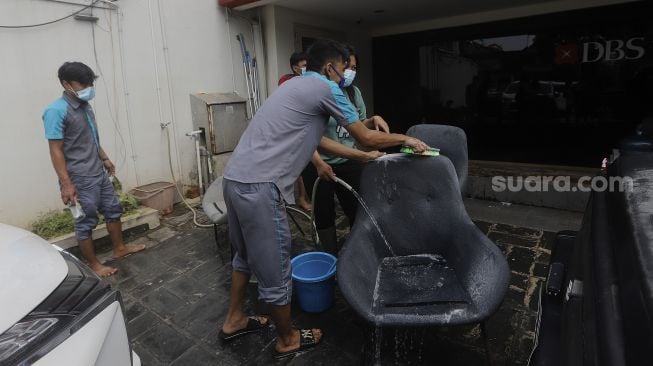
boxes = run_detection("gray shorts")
[69,172,123,241]
[223,178,292,306]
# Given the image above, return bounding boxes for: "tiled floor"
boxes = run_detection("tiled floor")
[93,204,558,365]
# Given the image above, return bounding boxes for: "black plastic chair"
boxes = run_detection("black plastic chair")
[406,124,468,191]
[337,154,509,360]
[201,176,231,262]
[201,176,311,254]
[202,175,228,226]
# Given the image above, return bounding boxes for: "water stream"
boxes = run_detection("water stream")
[374,326,383,365]
[350,189,397,257]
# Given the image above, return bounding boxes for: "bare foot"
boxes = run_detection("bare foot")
[90,262,118,278]
[297,198,312,212]
[111,243,146,260]
[275,328,322,354]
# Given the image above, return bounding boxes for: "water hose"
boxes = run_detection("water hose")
[164,127,213,228]
[311,174,396,256]
[310,175,355,249]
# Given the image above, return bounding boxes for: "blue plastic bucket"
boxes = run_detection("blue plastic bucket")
[291,252,337,313]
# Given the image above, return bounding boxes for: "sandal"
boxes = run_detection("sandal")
[218,316,269,342]
[274,328,322,360]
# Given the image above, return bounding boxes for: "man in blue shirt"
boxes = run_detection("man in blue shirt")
[43,62,145,277]
[220,40,428,359]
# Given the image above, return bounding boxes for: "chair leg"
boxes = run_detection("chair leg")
[213,224,225,264]
[481,321,493,366]
[213,224,219,249]
[286,209,306,237]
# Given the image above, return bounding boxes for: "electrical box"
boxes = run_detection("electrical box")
[189,92,248,154]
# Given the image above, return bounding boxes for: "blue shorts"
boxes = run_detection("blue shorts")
[69,172,123,241]
[223,178,292,306]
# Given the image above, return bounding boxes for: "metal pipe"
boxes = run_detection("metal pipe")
[196,137,203,195]
[206,149,214,184]
[187,130,204,195]
[156,0,184,187]
[242,61,253,118]
[116,4,141,185]
[146,0,166,134]
[252,58,260,111]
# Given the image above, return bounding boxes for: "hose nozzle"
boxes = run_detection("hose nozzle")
[333,177,353,192]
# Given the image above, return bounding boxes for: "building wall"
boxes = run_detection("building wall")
[371,0,637,36]
[0,0,257,228]
[262,5,375,113]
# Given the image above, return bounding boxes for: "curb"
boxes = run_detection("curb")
[49,207,161,250]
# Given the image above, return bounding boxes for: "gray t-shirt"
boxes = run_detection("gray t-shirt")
[42,92,104,177]
[224,71,359,203]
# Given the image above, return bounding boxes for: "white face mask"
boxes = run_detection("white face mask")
[300,67,306,75]
[74,86,95,101]
[343,69,356,87]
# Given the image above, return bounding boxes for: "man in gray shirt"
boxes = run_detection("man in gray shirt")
[219,40,427,359]
[43,62,145,277]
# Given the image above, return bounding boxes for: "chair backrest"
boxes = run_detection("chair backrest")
[406,124,468,190]
[353,154,468,257]
[201,176,228,224]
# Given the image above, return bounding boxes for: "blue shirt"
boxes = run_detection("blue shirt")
[42,92,104,177]
[224,71,359,203]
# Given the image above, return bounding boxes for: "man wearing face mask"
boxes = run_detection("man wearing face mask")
[278,52,307,85]
[278,52,312,212]
[302,44,388,254]
[220,39,428,359]
[42,62,145,278]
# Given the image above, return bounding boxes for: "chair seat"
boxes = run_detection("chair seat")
[374,254,470,311]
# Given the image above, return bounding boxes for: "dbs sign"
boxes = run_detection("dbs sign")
[555,37,646,64]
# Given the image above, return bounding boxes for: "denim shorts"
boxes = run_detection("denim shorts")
[223,178,292,306]
[69,172,123,241]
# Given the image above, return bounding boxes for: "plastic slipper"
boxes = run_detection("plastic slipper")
[218,316,269,342]
[274,329,322,360]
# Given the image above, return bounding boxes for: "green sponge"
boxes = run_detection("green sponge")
[400,146,440,156]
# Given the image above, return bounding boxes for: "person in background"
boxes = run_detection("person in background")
[278,52,312,212]
[219,39,428,359]
[42,62,145,277]
[278,51,307,85]
[302,44,390,254]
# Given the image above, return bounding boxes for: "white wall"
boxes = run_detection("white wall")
[261,5,375,113]
[0,0,256,229]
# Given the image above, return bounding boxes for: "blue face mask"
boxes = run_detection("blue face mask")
[343,69,356,87]
[328,64,346,88]
[76,86,95,102]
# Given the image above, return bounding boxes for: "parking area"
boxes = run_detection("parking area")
[87,202,570,365]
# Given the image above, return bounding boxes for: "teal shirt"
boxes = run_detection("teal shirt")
[320,86,367,165]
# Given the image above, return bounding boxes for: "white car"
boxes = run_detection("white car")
[0,223,140,366]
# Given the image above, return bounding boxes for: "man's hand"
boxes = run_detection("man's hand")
[61,182,78,205]
[315,160,336,181]
[371,116,390,133]
[404,137,429,153]
[103,159,115,176]
[362,150,385,161]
